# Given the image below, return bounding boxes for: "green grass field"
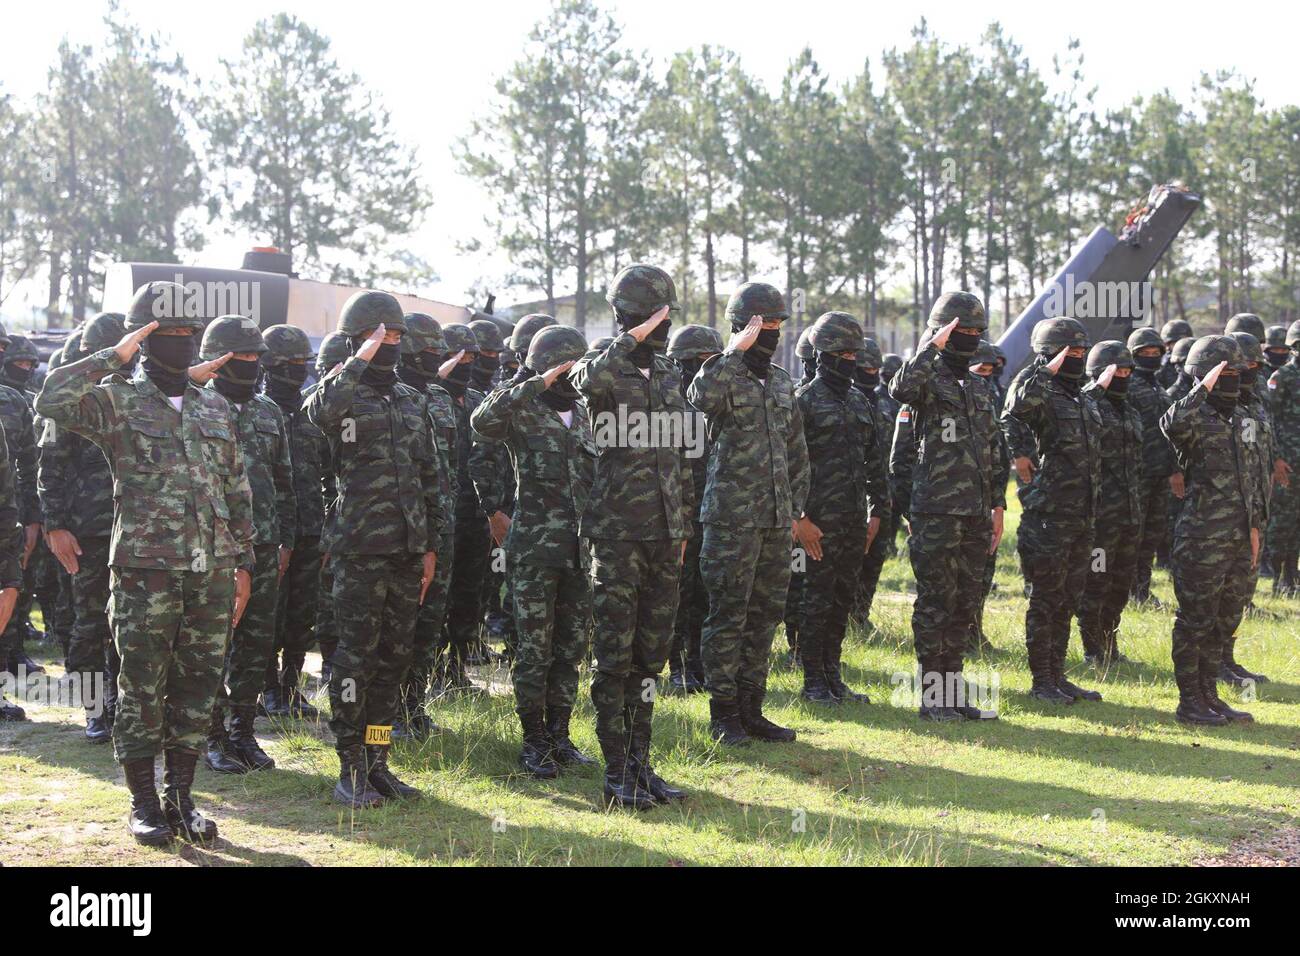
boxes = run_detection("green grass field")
[2,500,1297,867]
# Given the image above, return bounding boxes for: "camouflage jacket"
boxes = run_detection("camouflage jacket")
[469,428,514,519]
[1081,382,1146,528]
[1127,368,1177,480]
[35,351,256,571]
[450,388,487,524]
[860,386,898,523]
[38,424,114,539]
[888,404,917,521]
[873,383,902,434]
[0,383,40,526]
[688,350,808,530]
[211,388,296,548]
[888,345,1008,518]
[1166,373,1194,403]
[1267,361,1300,466]
[797,377,888,522]
[1160,386,1260,542]
[304,356,445,555]
[1002,362,1102,519]
[573,333,696,540]
[470,377,596,569]
[1239,390,1276,519]
[0,418,21,589]
[422,382,459,536]
[269,393,329,541]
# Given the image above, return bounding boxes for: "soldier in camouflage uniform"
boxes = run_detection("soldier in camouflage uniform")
[1262,323,1293,580]
[310,332,347,685]
[196,318,296,775]
[393,313,457,738]
[877,352,906,559]
[890,295,1006,720]
[572,263,694,809]
[1126,327,1179,607]
[1002,317,1104,705]
[690,281,808,745]
[37,281,256,846]
[1160,335,1259,725]
[851,336,896,638]
[472,325,596,777]
[1077,342,1145,664]
[781,326,818,662]
[965,341,1009,653]
[0,330,43,679]
[305,292,445,808]
[0,370,27,721]
[1157,319,1193,390]
[665,323,721,693]
[1266,320,1300,596]
[261,324,326,720]
[796,313,886,704]
[40,313,127,741]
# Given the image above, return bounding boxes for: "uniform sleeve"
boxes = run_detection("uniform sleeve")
[37,423,70,533]
[223,407,257,570]
[786,392,810,519]
[887,345,938,406]
[419,398,446,546]
[12,401,40,527]
[687,349,745,416]
[677,435,696,538]
[33,348,124,441]
[572,333,635,404]
[471,376,544,441]
[888,406,916,519]
[0,420,21,589]
[467,434,501,519]
[864,405,890,521]
[1159,384,1206,463]
[1001,366,1051,460]
[272,408,298,548]
[304,356,364,431]
[991,421,1010,510]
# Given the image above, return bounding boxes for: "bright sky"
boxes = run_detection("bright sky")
[1,0,1292,318]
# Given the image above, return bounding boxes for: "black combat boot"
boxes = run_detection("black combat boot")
[737,683,796,742]
[162,749,218,844]
[1028,643,1073,704]
[947,653,997,720]
[204,711,247,774]
[288,686,320,718]
[628,707,686,804]
[334,745,385,808]
[800,633,837,702]
[260,686,290,717]
[707,697,752,746]
[518,710,560,779]
[5,651,43,675]
[1174,672,1228,726]
[0,695,27,721]
[122,757,174,847]
[85,709,111,743]
[824,639,869,703]
[1201,664,1252,723]
[545,705,595,766]
[367,744,421,798]
[597,732,655,810]
[917,656,959,721]
[1056,670,1103,702]
[228,705,275,771]
[687,658,707,691]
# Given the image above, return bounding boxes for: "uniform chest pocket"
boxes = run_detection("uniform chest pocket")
[1051,396,1085,446]
[198,418,236,475]
[612,371,651,409]
[348,405,392,457]
[254,418,281,458]
[526,434,564,480]
[128,418,181,471]
[731,390,763,430]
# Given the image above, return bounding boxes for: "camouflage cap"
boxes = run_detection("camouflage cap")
[1160,318,1193,343]
[338,290,405,337]
[667,324,724,360]
[442,324,479,356]
[927,291,987,332]
[1225,313,1266,342]
[1266,325,1288,349]
[200,315,268,360]
[4,334,39,364]
[606,264,680,318]
[81,312,127,354]
[126,281,205,332]
[262,324,314,366]
[808,312,863,353]
[1086,340,1134,377]
[1229,331,1263,365]
[1126,327,1164,353]
[1031,317,1090,353]
[1171,336,1195,364]
[795,326,815,360]
[1186,334,1243,378]
[509,313,558,353]
[401,313,447,355]
[725,282,790,322]
[468,318,505,353]
[526,325,588,373]
[316,331,350,373]
[859,336,883,369]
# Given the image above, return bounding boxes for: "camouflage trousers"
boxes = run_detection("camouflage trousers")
[316,553,337,665]
[854,516,891,628]
[782,566,804,653]
[1159,486,1185,568]
[510,560,590,714]
[699,524,791,701]
[268,534,322,692]
[588,538,680,739]
[443,521,491,661]
[967,541,999,653]
[670,520,707,674]
[1078,515,1142,659]
[800,518,868,679]
[1170,535,1253,683]
[1265,478,1299,571]
[403,531,454,707]
[108,565,236,762]
[1131,475,1171,600]
[63,536,118,710]
[328,552,424,751]
[1018,511,1093,682]
[213,544,280,716]
[907,513,990,665]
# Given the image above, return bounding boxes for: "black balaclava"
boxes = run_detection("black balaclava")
[399,351,444,389]
[941,329,980,378]
[677,357,705,385]
[213,357,261,405]
[441,359,474,398]
[620,311,669,370]
[1050,348,1085,393]
[854,368,880,392]
[1105,375,1130,401]
[1208,372,1240,416]
[1134,352,1163,372]
[800,356,816,385]
[2,363,33,390]
[471,353,498,390]
[815,351,855,397]
[266,362,308,407]
[541,373,579,412]
[734,321,778,377]
[351,334,398,391]
[1239,365,1258,401]
[1266,350,1289,369]
[142,331,196,397]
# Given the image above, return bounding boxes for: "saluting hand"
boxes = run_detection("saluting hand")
[1046,348,1069,376]
[438,350,466,380]
[189,352,234,384]
[729,316,763,353]
[930,317,960,352]
[541,360,576,389]
[1199,360,1228,393]
[1097,364,1118,390]
[628,306,670,344]
[356,324,386,363]
[114,321,157,364]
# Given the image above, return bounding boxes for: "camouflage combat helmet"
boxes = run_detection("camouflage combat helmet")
[1160,318,1193,343]
[125,281,205,332]
[200,315,268,361]
[859,336,883,369]
[338,290,405,337]
[48,349,65,372]
[468,318,505,353]
[725,282,789,323]
[1286,320,1300,349]
[1170,337,1195,365]
[1225,313,1265,342]
[61,329,84,361]
[526,325,588,373]
[927,291,987,332]
[795,326,815,360]
[667,324,723,360]
[262,324,314,366]
[1185,335,1243,378]
[606,264,680,318]
[1126,327,1164,353]
[1031,317,1090,354]
[509,313,558,353]
[808,312,863,353]
[1086,340,1134,377]
[1266,325,1288,349]
[401,313,447,355]
[989,344,1006,366]
[3,334,40,365]
[442,324,479,356]
[1228,331,1263,366]
[81,312,126,354]
[316,331,351,374]
[970,340,998,368]
[882,353,903,379]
